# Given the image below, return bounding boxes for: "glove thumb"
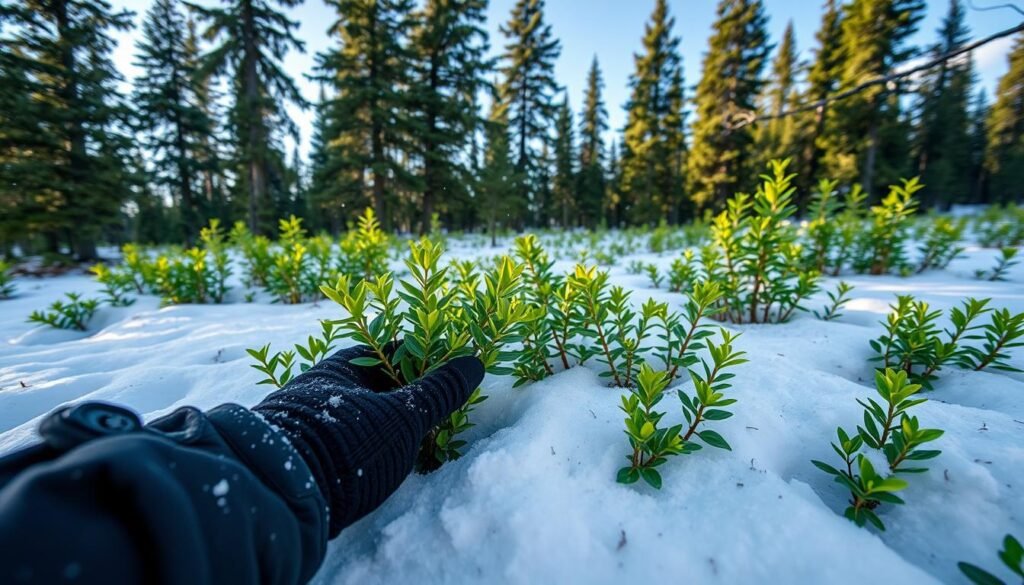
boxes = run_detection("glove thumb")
[397,356,485,434]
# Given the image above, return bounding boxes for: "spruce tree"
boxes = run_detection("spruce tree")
[687,0,770,210]
[820,0,924,197]
[800,0,844,195]
[552,98,576,227]
[620,0,685,224]
[913,0,973,209]
[968,89,989,202]
[754,22,800,176]
[134,0,216,244]
[577,56,607,228]
[189,0,306,235]
[0,0,134,259]
[496,0,561,221]
[478,95,523,245]
[410,0,490,234]
[985,33,1024,202]
[315,0,416,231]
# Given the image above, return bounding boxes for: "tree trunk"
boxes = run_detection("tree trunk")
[241,0,265,235]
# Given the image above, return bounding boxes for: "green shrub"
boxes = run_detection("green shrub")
[975,204,1024,248]
[90,263,136,307]
[644,263,664,289]
[976,247,1020,282]
[0,260,15,299]
[852,178,922,275]
[28,292,100,331]
[618,328,745,490]
[870,295,1022,385]
[321,239,537,470]
[916,216,966,273]
[814,281,853,321]
[959,534,1023,585]
[230,221,273,288]
[812,368,942,531]
[667,250,698,293]
[705,159,821,324]
[338,207,390,283]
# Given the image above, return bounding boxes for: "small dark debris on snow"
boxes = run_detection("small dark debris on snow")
[550,446,556,456]
[19,381,28,388]
[617,530,627,551]
[974,459,993,465]
[736,482,744,488]
[944,469,950,482]
[979,422,988,431]
[746,426,759,431]
[588,409,597,419]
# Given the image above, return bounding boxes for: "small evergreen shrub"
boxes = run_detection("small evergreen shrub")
[0,260,15,299]
[644,263,663,288]
[852,178,922,275]
[618,329,746,489]
[870,296,1022,385]
[975,247,1020,282]
[814,281,853,321]
[959,534,1024,585]
[321,238,537,470]
[705,159,821,324]
[915,216,966,272]
[975,203,1024,248]
[812,368,943,531]
[27,293,101,331]
[90,263,136,307]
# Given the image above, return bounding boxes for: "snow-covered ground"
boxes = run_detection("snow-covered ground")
[1,240,1022,584]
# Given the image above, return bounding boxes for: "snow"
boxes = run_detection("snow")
[1,238,1022,584]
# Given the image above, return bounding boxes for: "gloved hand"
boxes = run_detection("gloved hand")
[253,344,484,536]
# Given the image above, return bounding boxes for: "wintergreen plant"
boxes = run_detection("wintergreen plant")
[828,185,868,276]
[814,281,854,321]
[915,216,966,273]
[667,249,699,293]
[812,369,942,530]
[617,364,684,489]
[199,219,231,303]
[956,308,1024,372]
[852,178,922,275]
[677,328,746,451]
[90,263,136,306]
[705,159,821,324]
[266,216,311,304]
[959,534,1024,585]
[119,244,157,294]
[644,263,664,289]
[804,178,841,274]
[870,295,991,388]
[975,248,1020,282]
[27,292,100,331]
[0,260,15,299]
[338,207,390,283]
[513,235,566,381]
[975,203,1024,248]
[321,238,537,470]
[657,280,722,380]
[230,221,273,288]
[626,259,645,275]
[246,320,343,388]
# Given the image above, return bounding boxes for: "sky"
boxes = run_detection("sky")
[108,0,1021,159]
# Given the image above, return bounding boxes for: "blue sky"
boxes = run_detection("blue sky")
[109,0,1019,158]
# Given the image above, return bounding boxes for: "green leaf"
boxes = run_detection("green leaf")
[697,430,731,450]
[350,357,382,367]
[639,467,663,489]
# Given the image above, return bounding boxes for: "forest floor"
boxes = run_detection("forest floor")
[0,238,1022,584]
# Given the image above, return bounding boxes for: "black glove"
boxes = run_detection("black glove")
[253,345,484,536]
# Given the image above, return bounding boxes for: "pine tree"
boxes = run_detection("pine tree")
[754,22,800,175]
[687,0,770,210]
[985,33,1024,202]
[478,95,523,245]
[620,0,685,224]
[315,0,417,231]
[134,0,216,244]
[820,0,925,197]
[307,88,344,233]
[913,0,973,209]
[552,97,576,227]
[410,0,490,234]
[0,0,134,259]
[496,0,561,221]
[800,0,844,195]
[577,56,607,228]
[190,0,306,235]
[968,89,989,202]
